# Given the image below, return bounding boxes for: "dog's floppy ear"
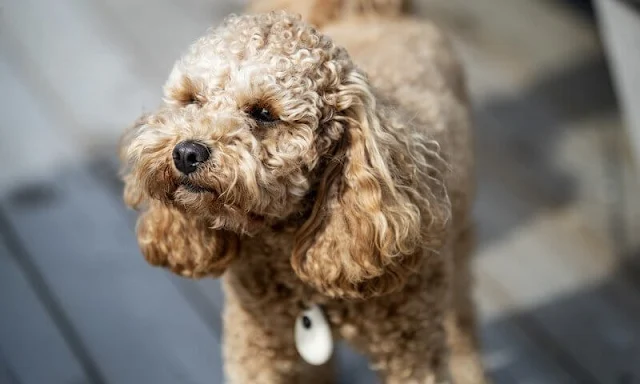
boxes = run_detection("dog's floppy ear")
[135,201,238,278]
[292,69,451,298]
[120,115,237,278]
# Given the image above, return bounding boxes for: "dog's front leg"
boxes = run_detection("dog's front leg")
[339,267,453,384]
[222,281,335,384]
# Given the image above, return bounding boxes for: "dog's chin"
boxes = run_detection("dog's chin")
[171,186,268,235]
[202,208,268,235]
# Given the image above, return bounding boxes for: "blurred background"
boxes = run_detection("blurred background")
[1,0,640,383]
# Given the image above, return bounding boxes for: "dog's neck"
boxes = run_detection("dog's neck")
[268,197,316,234]
[269,138,345,234]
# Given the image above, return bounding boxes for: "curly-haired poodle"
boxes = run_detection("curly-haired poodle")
[120,1,486,382]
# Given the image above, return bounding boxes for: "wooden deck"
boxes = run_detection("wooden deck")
[1,0,640,383]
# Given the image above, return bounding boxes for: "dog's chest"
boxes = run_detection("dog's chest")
[230,234,333,307]
[227,235,353,365]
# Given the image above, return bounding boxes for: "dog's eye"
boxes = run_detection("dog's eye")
[247,105,278,124]
[186,93,203,106]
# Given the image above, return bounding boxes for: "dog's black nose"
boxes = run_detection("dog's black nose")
[172,141,210,175]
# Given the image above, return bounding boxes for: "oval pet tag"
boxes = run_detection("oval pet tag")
[294,304,333,365]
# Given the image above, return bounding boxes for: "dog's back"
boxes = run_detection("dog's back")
[249,0,408,27]
[321,1,474,230]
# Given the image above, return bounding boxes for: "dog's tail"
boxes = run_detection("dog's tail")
[248,0,409,27]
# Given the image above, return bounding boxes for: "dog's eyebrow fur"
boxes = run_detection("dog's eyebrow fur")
[168,76,204,106]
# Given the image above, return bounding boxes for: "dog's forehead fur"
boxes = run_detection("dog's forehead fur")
[164,12,351,114]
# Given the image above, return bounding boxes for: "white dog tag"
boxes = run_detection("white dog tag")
[294,304,333,365]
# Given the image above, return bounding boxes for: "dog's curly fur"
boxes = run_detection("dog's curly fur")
[120,1,487,382]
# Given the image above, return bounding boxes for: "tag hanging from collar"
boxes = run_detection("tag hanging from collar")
[294,304,333,365]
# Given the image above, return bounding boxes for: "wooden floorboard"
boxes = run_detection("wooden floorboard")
[475,271,586,384]
[0,0,159,147]
[0,234,87,384]
[0,51,74,193]
[476,207,640,383]
[531,280,640,383]
[92,0,240,84]
[481,320,579,384]
[459,7,640,380]
[469,81,639,382]
[0,231,86,384]
[334,344,379,384]
[0,354,19,384]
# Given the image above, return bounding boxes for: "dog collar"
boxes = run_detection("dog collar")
[294,304,333,365]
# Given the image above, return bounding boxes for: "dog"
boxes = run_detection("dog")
[120,1,486,382]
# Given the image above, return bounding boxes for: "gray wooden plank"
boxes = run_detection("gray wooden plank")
[0,351,20,384]
[476,208,640,384]
[472,97,577,246]
[0,233,88,384]
[0,0,158,145]
[194,279,225,318]
[476,274,586,384]
[415,0,601,83]
[469,29,640,380]
[0,47,97,384]
[601,268,640,327]
[532,282,640,384]
[0,53,74,192]
[473,77,640,382]
[1,169,224,384]
[168,278,225,338]
[94,0,238,77]
[335,343,378,384]
[481,320,579,384]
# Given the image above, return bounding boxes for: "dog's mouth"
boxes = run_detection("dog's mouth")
[176,180,264,215]
[179,180,215,194]
[174,179,268,232]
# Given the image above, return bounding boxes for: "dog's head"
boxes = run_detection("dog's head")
[121,12,451,297]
